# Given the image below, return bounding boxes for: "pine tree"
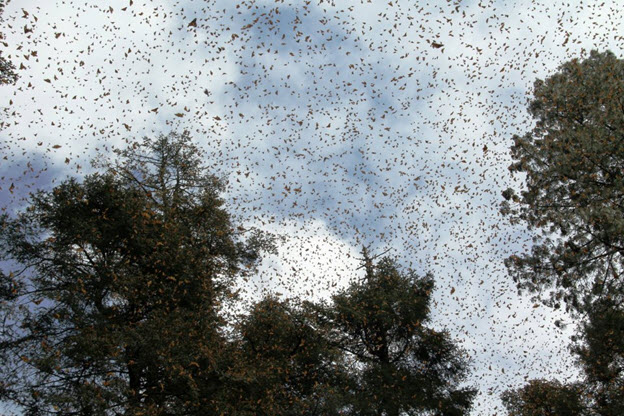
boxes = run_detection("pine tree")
[318,251,476,416]
[572,300,624,415]
[501,379,587,416]
[0,132,269,414]
[502,50,624,313]
[223,296,347,416]
[502,50,624,416]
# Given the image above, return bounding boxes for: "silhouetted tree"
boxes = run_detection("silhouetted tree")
[0,132,270,414]
[223,296,347,416]
[572,300,624,416]
[0,0,18,85]
[502,50,624,313]
[502,50,624,416]
[319,251,476,416]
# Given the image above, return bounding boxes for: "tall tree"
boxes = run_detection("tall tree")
[0,132,269,414]
[502,50,624,313]
[501,50,624,416]
[319,251,476,416]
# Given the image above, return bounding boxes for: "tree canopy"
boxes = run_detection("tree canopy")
[503,50,624,313]
[571,300,624,415]
[0,132,270,414]
[224,296,347,416]
[1,132,474,415]
[318,252,476,416]
[502,50,624,416]
[501,379,587,416]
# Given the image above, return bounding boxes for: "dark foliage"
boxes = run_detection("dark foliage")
[502,50,624,416]
[501,379,587,416]
[1,133,473,415]
[0,133,268,415]
[318,252,476,416]
[0,0,18,85]
[502,50,624,313]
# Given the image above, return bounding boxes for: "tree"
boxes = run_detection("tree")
[222,296,347,416]
[319,251,476,416]
[1,131,475,415]
[0,132,270,414]
[572,300,624,416]
[0,0,18,85]
[501,307,624,416]
[502,50,624,313]
[501,379,587,416]
[501,50,624,416]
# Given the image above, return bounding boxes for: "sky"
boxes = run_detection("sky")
[1,0,623,413]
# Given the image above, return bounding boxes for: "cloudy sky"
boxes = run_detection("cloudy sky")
[1,0,623,413]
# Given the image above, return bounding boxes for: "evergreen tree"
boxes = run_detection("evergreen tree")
[319,251,476,416]
[502,50,624,313]
[572,300,624,415]
[223,296,347,416]
[0,132,269,415]
[501,50,624,416]
[2,132,475,414]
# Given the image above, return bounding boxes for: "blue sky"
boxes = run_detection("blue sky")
[1,0,623,413]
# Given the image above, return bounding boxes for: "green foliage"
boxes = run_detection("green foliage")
[572,301,624,416]
[0,55,16,85]
[218,253,475,416]
[222,296,347,416]
[502,50,624,416]
[501,379,587,416]
[1,133,474,414]
[0,132,268,414]
[502,50,624,313]
[320,253,476,416]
